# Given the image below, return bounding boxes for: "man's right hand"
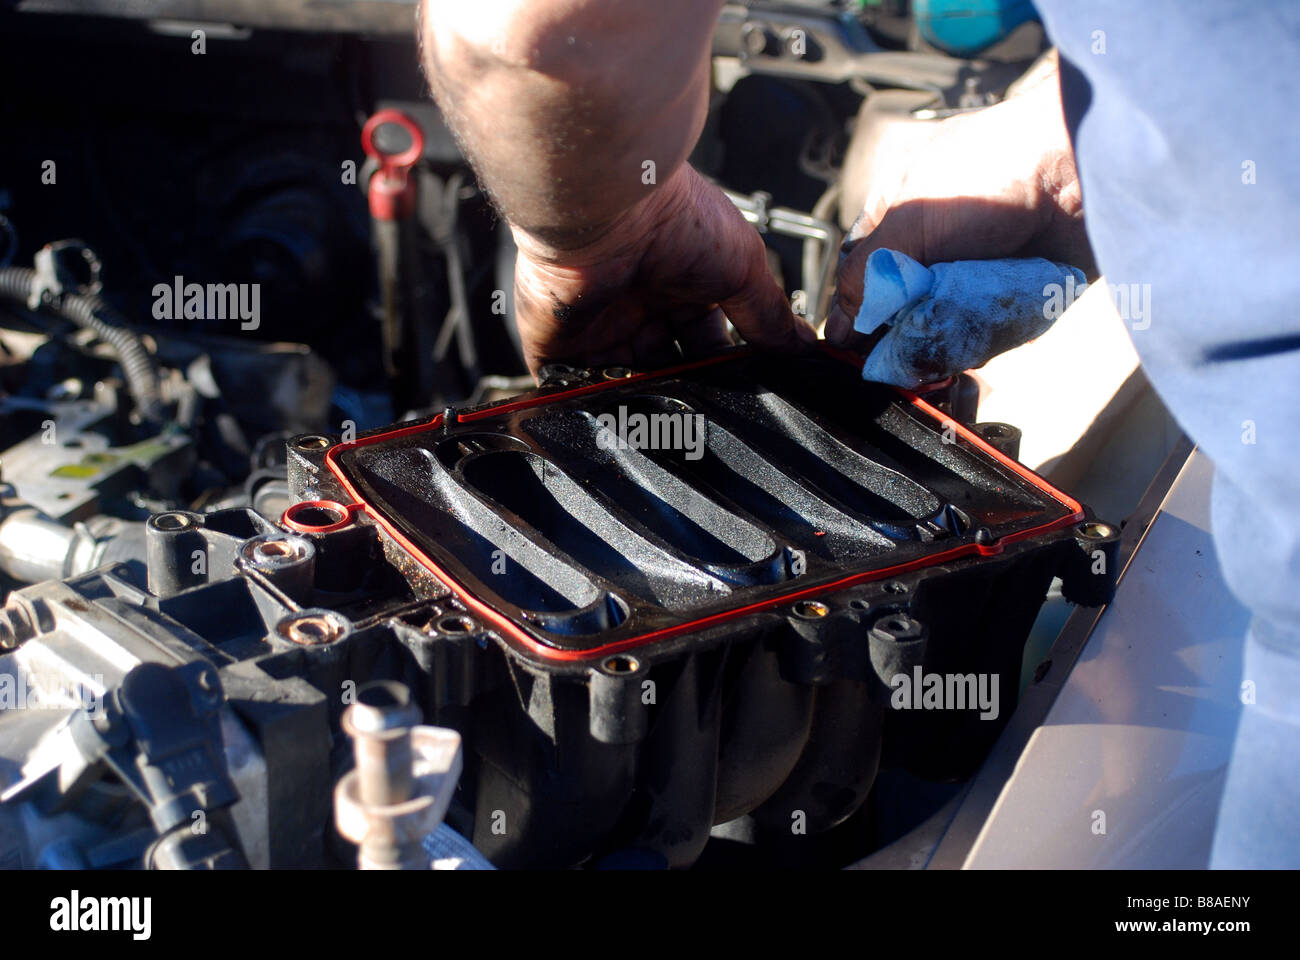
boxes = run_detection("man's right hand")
[421,0,817,378]
[511,163,816,376]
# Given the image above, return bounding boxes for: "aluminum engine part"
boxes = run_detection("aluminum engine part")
[0,392,193,525]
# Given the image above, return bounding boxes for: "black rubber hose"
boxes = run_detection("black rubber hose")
[0,266,164,422]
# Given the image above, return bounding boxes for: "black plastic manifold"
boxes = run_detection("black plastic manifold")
[294,349,1117,867]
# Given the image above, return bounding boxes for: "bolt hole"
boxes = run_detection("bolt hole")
[1079,521,1114,539]
[285,615,340,646]
[793,599,829,619]
[884,581,907,595]
[601,655,640,675]
[153,512,190,530]
[295,435,331,451]
[437,615,474,635]
[286,503,346,528]
[849,599,870,611]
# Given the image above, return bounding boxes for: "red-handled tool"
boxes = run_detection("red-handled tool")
[361,109,425,221]
[362,109,432,412]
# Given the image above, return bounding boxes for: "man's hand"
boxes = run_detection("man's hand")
[512,164,814,374]
[826,64,1095,351]
[422,1,817,377]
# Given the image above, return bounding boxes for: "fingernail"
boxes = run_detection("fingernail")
[843,212,866,251]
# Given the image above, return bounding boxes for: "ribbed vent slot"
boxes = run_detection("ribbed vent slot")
[355,445,601,615]
[578,394,895,561]
[519,409,779,574]
[750,371,1045,515]
[676,385,949,538]
[458,449,729,607]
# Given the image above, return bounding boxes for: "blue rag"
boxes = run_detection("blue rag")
[853,248,1086,390]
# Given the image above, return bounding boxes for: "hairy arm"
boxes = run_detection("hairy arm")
[418,0,811,375]
[420,0,725,255]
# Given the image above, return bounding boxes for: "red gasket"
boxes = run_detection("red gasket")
[282,499,360,534]
[324,348,1084,663]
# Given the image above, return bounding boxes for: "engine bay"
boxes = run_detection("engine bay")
[0,1,1114,871]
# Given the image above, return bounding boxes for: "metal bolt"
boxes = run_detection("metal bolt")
[335,683,463,870]
[346,681,422,808]
[341,681,425,868]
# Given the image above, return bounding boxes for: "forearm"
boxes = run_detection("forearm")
[419,0,724,257]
